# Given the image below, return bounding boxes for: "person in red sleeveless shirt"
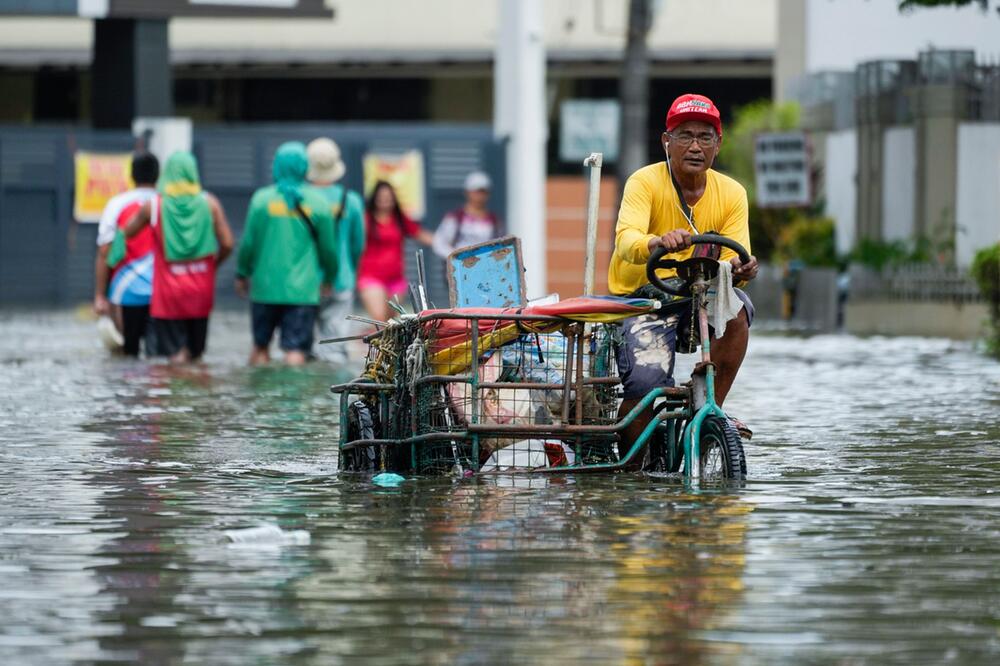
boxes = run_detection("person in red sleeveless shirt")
[126,151,234,363]
[356,180,433,322]
[93,152,159,356]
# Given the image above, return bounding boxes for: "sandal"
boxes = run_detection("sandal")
[729,416,753,441]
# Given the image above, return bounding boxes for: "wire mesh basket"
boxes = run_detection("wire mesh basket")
[332,311,624,474]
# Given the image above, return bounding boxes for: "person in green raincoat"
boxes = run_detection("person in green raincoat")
[235,142,338,366]
[126,151,234,363]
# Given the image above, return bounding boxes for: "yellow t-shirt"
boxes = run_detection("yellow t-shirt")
[608,163,751,295]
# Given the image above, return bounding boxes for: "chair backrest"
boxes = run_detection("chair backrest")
[446,235,526,308]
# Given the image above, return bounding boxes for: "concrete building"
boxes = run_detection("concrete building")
[0,0,776,170]
[0,1,782,306]
[776,0,1000,268]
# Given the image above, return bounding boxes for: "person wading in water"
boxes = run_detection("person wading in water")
[126,151,234,363]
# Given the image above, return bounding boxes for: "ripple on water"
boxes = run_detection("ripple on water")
[1,313,999,664]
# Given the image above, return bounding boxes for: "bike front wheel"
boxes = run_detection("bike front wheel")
[698,415,746,480]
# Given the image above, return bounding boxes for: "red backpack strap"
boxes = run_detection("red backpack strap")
[488,211,503,237]
[450,208,502,246]
[450,207,467,247]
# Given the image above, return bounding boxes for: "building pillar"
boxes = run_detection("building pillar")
[911,84,965,263]
[854,104,884,243]
[774,0,807,102]
[494,0,547,299]
[854,60,914,245]
[92,18,171,129]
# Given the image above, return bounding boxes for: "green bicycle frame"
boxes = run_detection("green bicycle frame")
[679,280,727,480]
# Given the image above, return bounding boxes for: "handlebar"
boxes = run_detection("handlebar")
[645,234,751,296]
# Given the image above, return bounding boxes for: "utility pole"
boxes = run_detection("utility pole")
[618,0,654,184]
[495,0,547,299]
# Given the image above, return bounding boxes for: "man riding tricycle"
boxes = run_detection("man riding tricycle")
[331,93,759,481]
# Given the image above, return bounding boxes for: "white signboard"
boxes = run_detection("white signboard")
[190,0,296,6]
[559,99,620,162]
[133,117,193,166]
[754,131,811,208]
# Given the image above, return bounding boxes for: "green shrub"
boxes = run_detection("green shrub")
[774,216,838,267]
[971,242,1000,357]
[971,243,1000,306]
[849,237,933,270]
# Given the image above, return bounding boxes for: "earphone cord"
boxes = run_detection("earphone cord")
[665,158,700,235]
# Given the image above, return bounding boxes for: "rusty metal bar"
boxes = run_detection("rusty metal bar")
[470,317,480,466]
[412,375,621,390]
[573,323,586,460]
[574,325,585,426]
[330,381,395,393]
[561,329,575,422]
[342,431,464,451]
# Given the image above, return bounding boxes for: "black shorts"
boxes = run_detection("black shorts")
[149,317,209,360]
[251,303,318,352]
[120,305,151,357]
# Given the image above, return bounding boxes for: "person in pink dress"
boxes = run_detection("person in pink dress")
[356,180,433,322]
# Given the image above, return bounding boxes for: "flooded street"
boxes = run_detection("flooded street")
[2,310,999,665]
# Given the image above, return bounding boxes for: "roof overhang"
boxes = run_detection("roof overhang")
[0,0,333,18]
[0,47,771,69]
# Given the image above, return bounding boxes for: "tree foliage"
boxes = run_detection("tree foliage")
[722,100,801,261]
[724,100,801,204]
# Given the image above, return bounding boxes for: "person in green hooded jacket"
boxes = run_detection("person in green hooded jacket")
[126,151,234,363]
[236,142,338,366]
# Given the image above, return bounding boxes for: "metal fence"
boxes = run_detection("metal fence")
[796,50,1000,129]
[969,62,1000,122]
[0,123,507,308]
[849,263,983,304]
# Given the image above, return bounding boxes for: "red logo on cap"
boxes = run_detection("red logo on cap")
[666,94,722,136]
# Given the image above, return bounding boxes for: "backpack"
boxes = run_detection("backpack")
[449,207,502,246]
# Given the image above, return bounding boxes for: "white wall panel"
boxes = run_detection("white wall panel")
[955,123,1000,267]
[825,129,856,255]
[881,126,915,243]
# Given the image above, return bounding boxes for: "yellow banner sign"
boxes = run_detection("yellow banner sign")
[362,150,426,220]
[74,152,134,223]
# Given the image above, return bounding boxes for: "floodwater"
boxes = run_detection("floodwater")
[1,310,999,665]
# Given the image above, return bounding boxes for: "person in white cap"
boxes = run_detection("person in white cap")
[431,170,503,259]
[306,137,365,364]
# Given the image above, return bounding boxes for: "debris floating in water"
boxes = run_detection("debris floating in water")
[224,523,310,549]
[372,472,406,487]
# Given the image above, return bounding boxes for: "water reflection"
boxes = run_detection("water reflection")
[82,361,345,664]
[1,313,999,664]
[289,477,753,664]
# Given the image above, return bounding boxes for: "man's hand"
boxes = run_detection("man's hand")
[234,277,249,298]
[648,229,692,254]
[320,283,333,299]
[93,294,110,316]
[731,255,759,282]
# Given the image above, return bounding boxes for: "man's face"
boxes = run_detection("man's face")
[466,188,489,208]
[662,120,720,178]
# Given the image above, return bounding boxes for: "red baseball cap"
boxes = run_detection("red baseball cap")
[666,94,722,137]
